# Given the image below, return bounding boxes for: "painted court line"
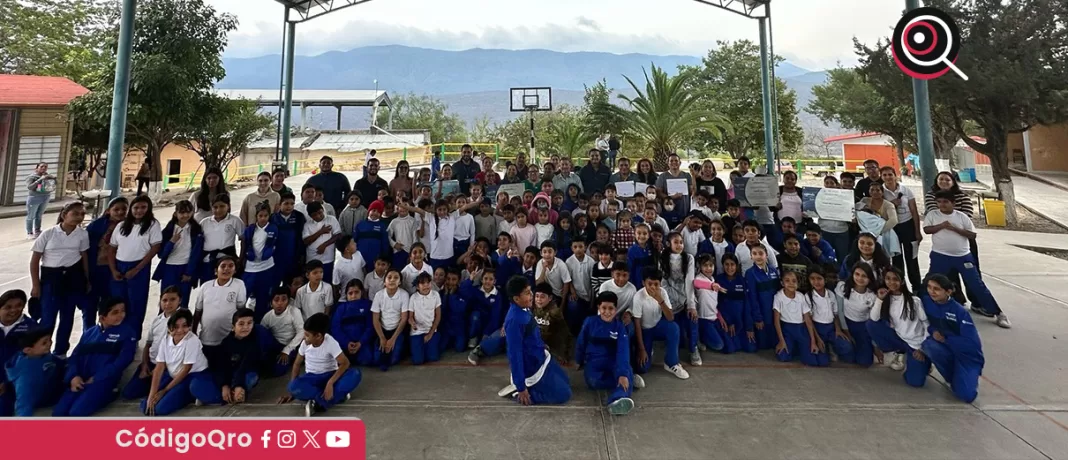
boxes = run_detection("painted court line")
[981,375,1068,434]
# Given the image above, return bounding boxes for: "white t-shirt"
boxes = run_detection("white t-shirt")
[734,238,779,273]
[408,290,441,336]
[924,210,973,257]
[681,227,704,256]
[145,311,173,362]
[110,220,163,262]
[451,211,475,243]
[299,334,343,375]
[834,284,877,323]
[631,287,671,327]
[293,282,335,318]
[779,191,803,223]
[497,219,514,236]
[426,215,456,260]
[304,215,342,264]
[565,254,595,301]
[194,278,247,346]
[869,295,929,349]
[244,224,275,273]
[364,271,386,300]
[535,258,572,297]
[333,254,366,292]
[372,288,410,331]
[33,225,89,267]
[155,332,209,376]
[401,263,434,295]
[598,280,637,314]
[534,223,555,247]
[806,289,838,325]
[773,291,810,324]
[707,239,732,275]
[260,305,305,354]
[884,183,917,223]
[695,274,719,320]
[200,215,242,252]
[165,223,193,266]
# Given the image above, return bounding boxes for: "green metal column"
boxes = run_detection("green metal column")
[907,0,938,193]
[279,12,297,165]
[104,0,137,197]
[758,18,776,172]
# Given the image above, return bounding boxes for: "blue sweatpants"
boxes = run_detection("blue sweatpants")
[321,262,335,286]
[110,260,151,340]
[775,322,821,366]
[479,329,506,356]
[120,368,153,400]
[86,267,113,330]
[921,337,980,403]
[523,358,572,405]
[697,318,727,353]
[242,267,279,321]
[258,327,299,376]
[845,318,875,367]
[674,313,699,354]
[813,322,855,366]
[584,359,632,405]
[189,372,259,406]
[637,317,680,374]
[453,239,471,260]
[288,368,362,409]
[755,303,778,351]
[40,273,80,356]
[155,263,194,309]
[428,257,453,272]
[410,332,441,365]
[929,252,1002,315]
[52,376,121,417]
[867,320,930,387]
[374,328,406,371]
[443,313,468,353]
[565,298,591,337]
[138,372,214,416]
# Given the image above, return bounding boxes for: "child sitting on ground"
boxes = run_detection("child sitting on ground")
[575,291,641,416]
[142,309,212,416]
[53,297,137,417]
[371,270,410,371]
[122,286,182,400]
[5,328,64,416]
[407,273,443,365]
[0,289,38,416]
[331,280,375,367]
[195,309,263,406]
[293,260,335,318]
[260,287,305,377]
[278,313,362,417]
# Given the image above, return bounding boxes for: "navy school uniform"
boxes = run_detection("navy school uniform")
[504,302,572,405]
[494,253,520,291]
[744,264,780,350]
[85,217,119,331]
[109,221,163,340]
[355,219,390,268]
[800,238,837,264]
[153,222,203,309]
[807,290,856,366]
[241,222,280,321]
[0,316,38,416]
[193,329,263,405]
[626,242,655,288]
[555,231,574,261]
[4,351,65,416]
[331,299,375,366]
[520,265,536,289]
[52,323,137,417]
[270,211,307,283]
[32,225,92,357]
[714,273,754,353]
[920,296,984,403]
[441,287,470,353]
[575,315,633,406]
[698,239,735,275]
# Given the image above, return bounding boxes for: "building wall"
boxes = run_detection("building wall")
[121,142,244,190]
[1007,132,1025,168]
[1026,123,1068,172]
[9,107,73,204]
[843,144,899,172]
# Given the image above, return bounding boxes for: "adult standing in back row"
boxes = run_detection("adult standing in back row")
[304,156,351,213]
[354,158,389,203]
[452,144,482,196]
[656,154,693,216]
[580,149,612,194]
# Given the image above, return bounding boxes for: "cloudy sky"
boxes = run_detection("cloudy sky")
[211,0,904,70]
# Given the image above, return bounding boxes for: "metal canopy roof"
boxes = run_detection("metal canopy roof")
[215,89,391,108]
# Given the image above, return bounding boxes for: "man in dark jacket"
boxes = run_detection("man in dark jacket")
[354,158,389,203]
[304,156,351,212]
[579,149,612,195]
[452,144,482,195]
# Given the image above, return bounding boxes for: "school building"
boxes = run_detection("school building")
[0,75,89,205]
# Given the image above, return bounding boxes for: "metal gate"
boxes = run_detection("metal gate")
[11,135,62,204]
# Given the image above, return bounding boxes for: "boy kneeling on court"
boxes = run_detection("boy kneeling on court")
[278,313,362,417]
[575,291,642,415]
[498,275,572,405]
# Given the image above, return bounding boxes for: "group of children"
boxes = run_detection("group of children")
[0,159,997,418]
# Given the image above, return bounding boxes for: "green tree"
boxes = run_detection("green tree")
[0,0,117,83]
[549,116,593,160]
[680,40,803,159]
[69,0,238,182]
[181,95,274,172]
[489,105,586,159]
[376,93,466,143]
[610,64,730,169]
[583,79,626,138]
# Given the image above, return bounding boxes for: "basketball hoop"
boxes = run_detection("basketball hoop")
[510,87,552,161]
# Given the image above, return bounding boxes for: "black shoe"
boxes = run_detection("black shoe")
[970,305,996,318]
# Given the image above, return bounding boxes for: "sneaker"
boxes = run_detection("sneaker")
[467,337,478,349]
[691,351,702,366]
[194,399,204,407]
[697,343,707,352]
[829,349,839,362]
[304,400,314,417]
[25,234,35,240]
[467,346,483,366]
[632,374,646,389]
[607,397,635,416]
[996,314,1012,329]
[345,393,351,402]
[889,353,906,371]
[497,383,517,398]
[970,305,996,318]
[664,363,690,380]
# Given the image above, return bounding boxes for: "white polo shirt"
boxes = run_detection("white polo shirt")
[565,254,595,301]
[33,225,89,268]
[401,262,434,295]
[835,284,877,323]
[304,215,342,264]
[408,290,441,336]
[155,332,209,376]
[293,281,335,318]
[145,311,173,362]
[372,288,410,331]
[807,289,838,325]
[195,278,247,346]
[773,291,810,324]
[364,271,386,301]
[260,305,305,354]
[598,280,637,314]
[110,220,163,262]
[681,227,704,256]
[299,334,343,375]
[695,274,719,321]
[631,287,671,327]
[426,215,456,260]
[924,210,973,257]
[200,215,242,252]
[165,223,193,266]
[333,253,366,293]
[534,257,572,297]
[870,295,929,349]
[244,224,275,273]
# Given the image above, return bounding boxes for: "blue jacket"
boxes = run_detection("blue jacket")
[922,296,985,368]
[715,273,749,330]
[800,238,837,264]
[462,281,504,337]
[504,302,550,392]
[153,221,203,281]
[241,223,279,263]
[64,323,137,384]
[355,219,390,265]
[574,315,630,379]
[494,253,520,291]
[554,231,573,261]
[0,316,37,385]
[698,239,736,273]
[270,211,306,267]
[331,299,375,350]
[4,351,62,415]
[627,242,655,288]
[86,216,118,269]
[744,264,780,327]
[441,288,469,333]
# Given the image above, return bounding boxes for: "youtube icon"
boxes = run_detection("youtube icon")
[326,431,350,448]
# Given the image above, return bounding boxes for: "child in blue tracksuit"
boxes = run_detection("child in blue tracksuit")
[85,197,128,331]
[53,297,137,417]
[270,193,307,286]
[0,290,38,416]
[917,274,984,403]
[356,200,390,268]
[441,269,470,352]
[805,266,855,365]
[499,276,571,405]
[108,195,162,340]
[241,202,279,321]
[4,328,64,416]
[801,225,838,264]
[466,269,503,346]
[154,200,202,310]
[331,280,375,366]
[279,313,362,417]
[29,202,90,358]
[744,244,780,350]
[575,291,637,415]
[626,223,655,288]
[714,254,754,353]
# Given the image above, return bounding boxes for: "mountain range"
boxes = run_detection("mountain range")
[219,45,837,135]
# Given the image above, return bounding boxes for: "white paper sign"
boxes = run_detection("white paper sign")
[812,188,856,222]
[615,181,636,198]
[733,176,778,207]
[635,182,651,196]
[497,183,527,200]
[666,178,690,196]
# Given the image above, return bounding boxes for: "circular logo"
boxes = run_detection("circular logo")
[891,7,968,81]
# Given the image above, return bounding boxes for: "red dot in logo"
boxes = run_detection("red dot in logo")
[903,20,938,56]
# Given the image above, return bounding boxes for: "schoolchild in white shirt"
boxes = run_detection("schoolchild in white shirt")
[401,243,434,295]
[30,201,90,356]
[240,202,279,320]
[631,267,690,380]
[407,272,442,365]
[140,309,211,416]
[261,287,306,377]
[772,271,821,366]
[805,266,854,365]
[121,286,181,401]
[364,256,390,300]
[108,194,162,340]
[193,256,247,361]
[332,235,366,296]
[535,241,572,302]
[278,313,362,417]
[867,268,930,383]
[293,260,335,318]
[598,262,638,317]
[834,263,879,367]
[302,201,343,285]
[199,193,242,283]
[565,239,595,336]
[388,203,419,270]
[371,270,410,371]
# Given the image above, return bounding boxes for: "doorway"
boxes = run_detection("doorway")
[167,159,181,184]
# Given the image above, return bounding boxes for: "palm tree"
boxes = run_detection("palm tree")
[549,117,592,160]
[612,64,731,170]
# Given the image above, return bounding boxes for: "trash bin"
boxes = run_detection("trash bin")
[959,168,976,183]
[984,199,1006,227]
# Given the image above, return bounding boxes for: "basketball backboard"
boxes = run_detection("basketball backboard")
[510,87,552,112]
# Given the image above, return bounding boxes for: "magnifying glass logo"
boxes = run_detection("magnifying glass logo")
[892,7,968,81]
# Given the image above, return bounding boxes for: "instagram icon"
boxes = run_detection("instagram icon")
[276,430,298,449]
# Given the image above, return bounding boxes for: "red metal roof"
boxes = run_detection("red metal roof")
[0,75,89,108]
[823,132,882,143]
